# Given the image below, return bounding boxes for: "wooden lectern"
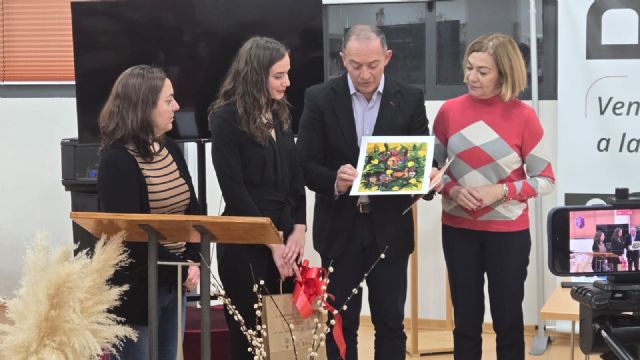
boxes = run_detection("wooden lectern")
[71,211,282,360]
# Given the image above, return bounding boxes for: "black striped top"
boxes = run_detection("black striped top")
[129,146,190,256]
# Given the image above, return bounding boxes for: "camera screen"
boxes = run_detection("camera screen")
[548,205,640,276]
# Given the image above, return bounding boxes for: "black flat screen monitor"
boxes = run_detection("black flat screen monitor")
[71,0,323,143]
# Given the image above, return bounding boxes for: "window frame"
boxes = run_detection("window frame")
[322,0,558,100]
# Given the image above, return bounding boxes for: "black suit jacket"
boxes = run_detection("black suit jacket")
[624,234,639,259]
[297,73,430,260]
[209,103,306,263]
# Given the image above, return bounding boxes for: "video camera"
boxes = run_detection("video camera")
[548,189,640,359]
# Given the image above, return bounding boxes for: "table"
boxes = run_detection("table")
[540,288,590,360]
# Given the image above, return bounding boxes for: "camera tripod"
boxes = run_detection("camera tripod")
[571,277,640,359]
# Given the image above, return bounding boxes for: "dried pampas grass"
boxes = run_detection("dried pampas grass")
[0,232,137,360]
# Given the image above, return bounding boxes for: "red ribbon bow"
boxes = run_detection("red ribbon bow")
[293,260,325,318]
[293,260,347,360]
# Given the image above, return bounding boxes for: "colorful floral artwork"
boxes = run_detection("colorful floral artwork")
[351,136,434,195]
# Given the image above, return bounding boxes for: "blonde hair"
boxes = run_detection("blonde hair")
[463,33,527,102]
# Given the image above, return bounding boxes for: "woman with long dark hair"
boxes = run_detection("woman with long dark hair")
[98,65,200,360]
[609,227,625,271]
[208,37,306,360]
[592,230,607,272]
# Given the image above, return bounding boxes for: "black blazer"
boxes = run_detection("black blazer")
[97,137,200,325]
[608,237,625,265]
[624,234,639,259]
[209,103,306,261]
[297,73,430,260]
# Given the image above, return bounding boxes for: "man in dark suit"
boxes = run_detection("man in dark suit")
[297,24,434,359]
[624,227,639,271]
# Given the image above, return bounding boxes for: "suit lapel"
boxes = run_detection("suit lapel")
[331,74,359,153]
[373,77,400,135]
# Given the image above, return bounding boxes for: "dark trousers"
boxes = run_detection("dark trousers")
[322,214,408,360]
[217,244,293,360]
[628,255,639,271]
[442,225,531,360]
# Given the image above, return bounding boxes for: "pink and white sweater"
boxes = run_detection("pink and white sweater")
[433,94,555,232]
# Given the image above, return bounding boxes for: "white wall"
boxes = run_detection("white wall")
[0,95,77,299]
[0,94,561,326]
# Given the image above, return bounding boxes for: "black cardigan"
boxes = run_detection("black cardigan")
[97,137,200,325]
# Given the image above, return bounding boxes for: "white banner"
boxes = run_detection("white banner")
[558,0,640,201]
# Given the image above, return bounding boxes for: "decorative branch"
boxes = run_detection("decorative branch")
[199,246,389,360]
[305,259,333,360]
[255,279,299,360]
[199,253,268,359]
[309,246,389,359]
[336,246,388,313]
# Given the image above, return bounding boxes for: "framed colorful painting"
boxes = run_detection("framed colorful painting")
[350,135,435,196]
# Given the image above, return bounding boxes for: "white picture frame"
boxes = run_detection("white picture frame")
[350,135,435,196]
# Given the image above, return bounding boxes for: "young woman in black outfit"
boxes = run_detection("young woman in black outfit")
[609,227,625,271]
[208,37,306,360]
